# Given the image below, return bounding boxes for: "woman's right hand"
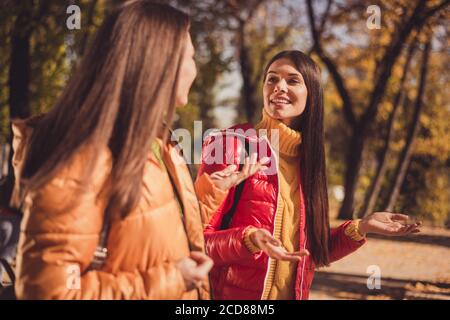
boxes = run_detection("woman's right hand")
[250,228,309,262]
[176,251,214,291]
[209,154,270,191]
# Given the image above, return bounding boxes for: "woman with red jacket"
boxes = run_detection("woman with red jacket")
[195,50,421,300]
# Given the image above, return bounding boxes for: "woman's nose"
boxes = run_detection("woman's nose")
[274,79,288,93]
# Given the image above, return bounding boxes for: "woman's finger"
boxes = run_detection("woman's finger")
[283,255,302,262]
[263,243,302,262]
[390,213,409,221]
[210,172,226,180]
[241,157,250,176]
[250,152,258,165]
[189,251,208,261]
[194,258,214,277]
[392,221,404,230]
[234,159,250,185]
[265,246,284,260]
[289,249,310,257]
[190,252,213,269]
[219,164,237,176]
[404,223,421,235]
[250,162,266,176]
[277,251,302,262]
[264,235,281,247]
[383,225,402,235]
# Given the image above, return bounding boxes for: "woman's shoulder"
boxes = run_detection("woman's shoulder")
[57,142,112,192]
[11,115,112,194]
[23,143,112,214]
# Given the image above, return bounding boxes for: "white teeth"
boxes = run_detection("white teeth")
[271,98,290,104]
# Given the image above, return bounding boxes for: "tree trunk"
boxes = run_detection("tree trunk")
[237,21,258,123]
[337,125,366,219]
[384,37,431,212]
[358,38,418,218]
[306,0,433,220]
[8,4,32,119]
[0,3,33,207]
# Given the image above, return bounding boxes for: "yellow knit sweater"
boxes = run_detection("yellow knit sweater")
[243,109,364,299]
[255,109,302,299]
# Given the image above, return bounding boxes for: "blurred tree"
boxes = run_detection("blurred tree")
[383,35,432,212]
[358,36,419,217]
[306,0,449,219]
[393,28,450,225]
[170,0,234,131]
[0,0,448,226]
[227,0,301,123]
[0,0,104,206]
[1,0,36,205]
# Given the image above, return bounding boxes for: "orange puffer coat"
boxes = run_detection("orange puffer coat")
[11,118,224,300]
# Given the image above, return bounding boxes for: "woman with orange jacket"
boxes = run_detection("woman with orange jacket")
[10,1,244,300]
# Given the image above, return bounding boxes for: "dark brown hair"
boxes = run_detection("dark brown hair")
[263,50,331,267]
[20,1,190,219]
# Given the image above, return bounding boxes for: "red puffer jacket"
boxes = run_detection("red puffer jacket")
[196,123,366,300]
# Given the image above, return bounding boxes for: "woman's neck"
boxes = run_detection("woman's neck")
[255,108,302,157]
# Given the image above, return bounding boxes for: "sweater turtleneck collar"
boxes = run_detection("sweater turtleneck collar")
[255,108,302,157]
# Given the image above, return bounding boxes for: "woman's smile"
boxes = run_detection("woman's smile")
[270,95,293,109]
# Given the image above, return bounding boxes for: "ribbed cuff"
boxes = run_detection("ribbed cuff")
[344,219,366,242]
[243,227,261,254]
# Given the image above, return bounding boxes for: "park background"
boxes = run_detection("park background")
[0,0,449,299]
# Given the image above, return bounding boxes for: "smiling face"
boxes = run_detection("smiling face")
[263,57,308,127]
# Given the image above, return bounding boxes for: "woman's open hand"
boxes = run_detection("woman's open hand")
[250,228,309,262]
[209,154,270,191]
[359,212,422,237]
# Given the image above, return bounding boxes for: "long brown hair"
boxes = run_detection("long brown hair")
[263,50,331,267]
[20,1,190,218]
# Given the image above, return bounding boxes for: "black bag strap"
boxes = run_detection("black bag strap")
[86,213,110,271]
[219,136,250,230]
[0,258,15,284]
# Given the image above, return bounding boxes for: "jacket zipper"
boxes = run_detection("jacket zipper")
[260,135,281,300]
[299,234,307,300]
[207,130,284,300]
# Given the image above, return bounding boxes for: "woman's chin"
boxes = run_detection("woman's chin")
[269,108,289,120]
[175,98,188,108]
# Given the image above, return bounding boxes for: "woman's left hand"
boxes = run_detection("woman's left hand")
[209,154,270,191]
[359,212,422,237]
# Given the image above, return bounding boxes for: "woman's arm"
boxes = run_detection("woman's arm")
[195,133,242,224]
[204,226,261,267]
[328,220,366,263]
[328,212,421,263]
[195,134,268,225]
[196,134,270,267]
[194,172,229,226]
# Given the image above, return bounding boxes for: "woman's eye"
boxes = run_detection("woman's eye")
[267,77,278,83]
[289,79,301,84]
